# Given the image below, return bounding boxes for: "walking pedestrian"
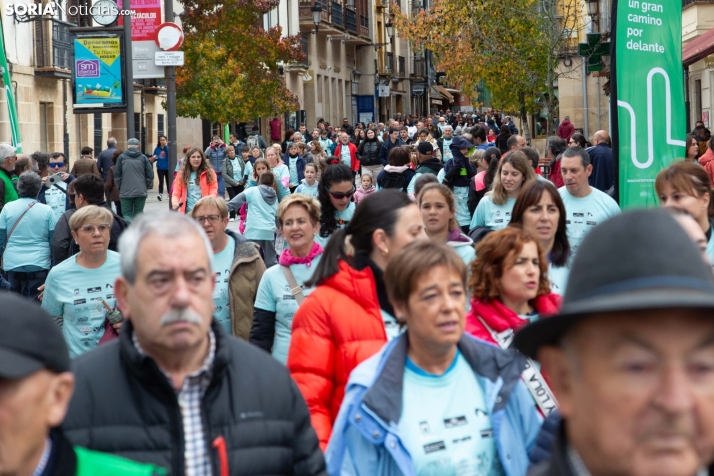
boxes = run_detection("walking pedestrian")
[114,138,154,221]
[70,147,101,178]
[419,183,475,264]
[96,137,117,203]
[104,149,124,218]
[357,128,381,177]
[295,162,319,199]
[171,148,218,214]
[440,136,477,234]
[406,141,443,197]
[39,152,74,222]
[222,145,242,221]
[152,135,170,201]
[204,135,227,197]
[376,146,415,193]
[0,143,18,213]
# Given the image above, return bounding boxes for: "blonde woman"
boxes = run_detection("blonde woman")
[469,151,536,232]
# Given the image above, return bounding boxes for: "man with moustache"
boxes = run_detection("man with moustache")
[63,211,326,476]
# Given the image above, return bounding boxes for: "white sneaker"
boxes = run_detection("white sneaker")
[229,217,235,222]
[157,194,162,201]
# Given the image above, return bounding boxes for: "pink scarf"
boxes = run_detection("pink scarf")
[279,242,323,267]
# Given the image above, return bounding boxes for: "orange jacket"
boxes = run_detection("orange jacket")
[287,260,387,450]
[171,169,218,214]
[699,148,714,187]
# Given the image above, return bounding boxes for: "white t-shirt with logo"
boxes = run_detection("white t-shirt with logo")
[470,196,516,231]
[44,181,68,221]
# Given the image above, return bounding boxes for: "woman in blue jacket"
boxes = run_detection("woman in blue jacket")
[326,240,541,476]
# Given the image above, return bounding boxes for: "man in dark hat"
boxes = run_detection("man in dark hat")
[406,141,444,197]
[514,209,714,476]
[0,293,162,476]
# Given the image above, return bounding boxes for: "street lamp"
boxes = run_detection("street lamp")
[385,20,394,39]
[586,0,599,31]
[311,4,322,34]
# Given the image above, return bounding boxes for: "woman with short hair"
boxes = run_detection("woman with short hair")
[0,172,56,299]
[326,240,541,476]
[250,195,323,363]
[288,189,427,449]
[42,205,121,357]
[509,180,571,294]
[656,161,714,265]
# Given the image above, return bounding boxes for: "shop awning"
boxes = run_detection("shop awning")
[683,28,714,66]
[434,85,454,103]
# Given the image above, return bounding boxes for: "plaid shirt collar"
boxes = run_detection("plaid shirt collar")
[132,328,216,392]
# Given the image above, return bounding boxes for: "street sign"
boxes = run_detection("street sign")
[378,84,390,97]
[155,23,184,51]
[412,84,425,96]
[155,51,184,66]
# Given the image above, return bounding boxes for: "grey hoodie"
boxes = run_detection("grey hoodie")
[114,148,154,198]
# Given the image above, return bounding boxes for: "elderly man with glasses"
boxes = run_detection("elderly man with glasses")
[190,196,265,340]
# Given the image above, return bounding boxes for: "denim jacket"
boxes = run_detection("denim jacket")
[325,333,542,476]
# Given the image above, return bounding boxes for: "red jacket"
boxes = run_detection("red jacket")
[287,260,386,449]
[465,294,562,344]
[699,148,714,187]
[334,143,361,172]
[557,119,575,140]
[549,158,564,188]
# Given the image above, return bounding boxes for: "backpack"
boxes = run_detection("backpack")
[378,171,408,191]
[246,134,260,151]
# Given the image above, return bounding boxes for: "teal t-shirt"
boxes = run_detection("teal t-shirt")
[707,229,714,268]
[44,180,69,221]
[441,138,453,162]
[230,157,242,182]
[315,202,355,247]
[470,196,516,231]
[186,172,202,213]
[254,256,322,364]
[295,180,319,199]
[0,198,57,271]
[558,187,621,255]
[242,159,253,182]
[212,237,236,335]
[548,262,570,296]
[288,156,300,187]
[450,242,476,265]
[400,351,505,476]
[41,251,121,358]
[244,186,278,241]
[382,309,402,341]
[272,164,290,189]
[437,169,470,226]
[339,145,352,168]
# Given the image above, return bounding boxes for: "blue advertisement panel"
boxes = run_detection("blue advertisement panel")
[72,34,126,110]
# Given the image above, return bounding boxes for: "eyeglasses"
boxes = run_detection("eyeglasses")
[49,162,65,168]
[194,214,222,224]
[78,223,111,234]
[327,187,356,199]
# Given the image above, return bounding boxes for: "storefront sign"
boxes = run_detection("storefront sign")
[611,0,685,208]
[378,84,390,97]
[72,34,126,109]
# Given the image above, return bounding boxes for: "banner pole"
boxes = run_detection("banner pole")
[0,18,22,152]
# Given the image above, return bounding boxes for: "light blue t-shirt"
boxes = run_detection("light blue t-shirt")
[549,262,570,296]
[450,242,476,265]
[230,157,242,181]
[242,159,253,181]
[243,186,278,241]
[0,198,57,271]
[340,144,352,168]
[315,202,355,247]
[382,309,402,341]
[288,156,300,187]
[707,230,714,267]
[441,138,453,162]
[254,256,322,364]
[44,181,69,221]
[558,186,621,255]
[470,196,516,231]
[295,179,319,199]
[41,251,121,358]
[400,351,505,476]
[186,172,202,213]
[212,237,236,335]
[436,169,470,226]
[272,164,290,189]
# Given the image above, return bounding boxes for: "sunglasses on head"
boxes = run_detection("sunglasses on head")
[327,186,356,199]
[49,162,65,168]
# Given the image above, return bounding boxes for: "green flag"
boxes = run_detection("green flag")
[611,0,685,208]
[0,18,22,152]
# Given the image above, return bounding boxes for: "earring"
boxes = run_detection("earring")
[382,248,388,256]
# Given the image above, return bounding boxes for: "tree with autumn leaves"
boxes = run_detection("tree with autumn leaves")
[393,0,583,138]
[176,0,304,123]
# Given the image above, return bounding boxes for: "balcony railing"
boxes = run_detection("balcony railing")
[398,55,405,77]
[331,1,344,27]
[385,52,394,74]
[34,18,73,78]
[345,7,357,32]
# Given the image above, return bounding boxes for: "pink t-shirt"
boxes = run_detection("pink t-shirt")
[475,171,486,191]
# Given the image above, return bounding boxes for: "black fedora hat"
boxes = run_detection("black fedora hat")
[513,208,714,359]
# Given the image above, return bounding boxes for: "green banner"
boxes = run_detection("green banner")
[612,0,685,208]
[0,18,22,152]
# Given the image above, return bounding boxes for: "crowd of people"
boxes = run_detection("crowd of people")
[2,110,714,476]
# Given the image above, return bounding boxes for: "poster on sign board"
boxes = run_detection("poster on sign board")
[72,34,126,110]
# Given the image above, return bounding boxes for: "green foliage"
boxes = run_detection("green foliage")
[176,0,305,123]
